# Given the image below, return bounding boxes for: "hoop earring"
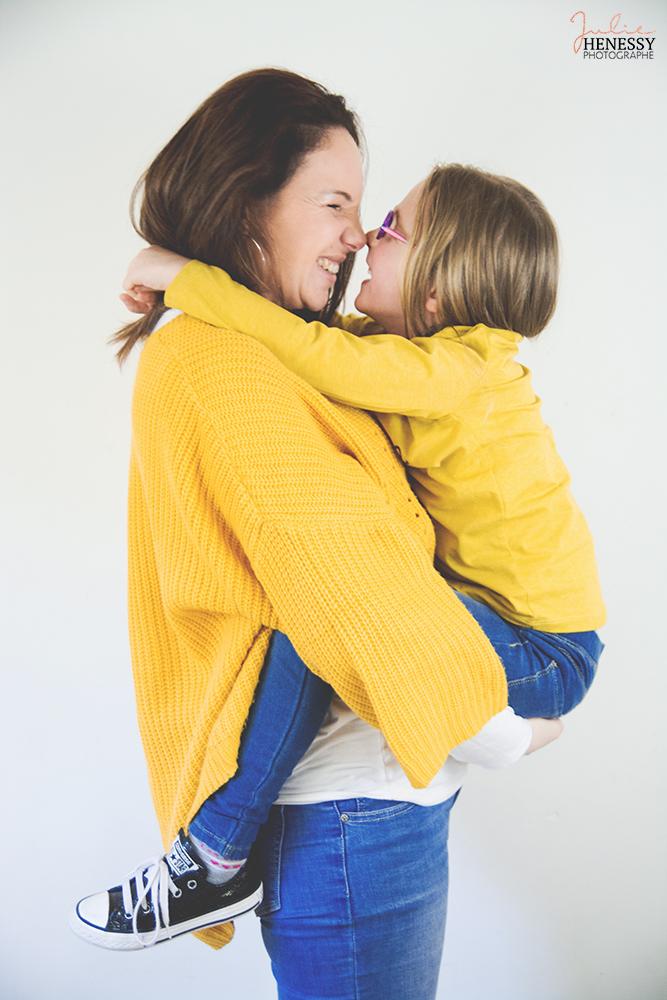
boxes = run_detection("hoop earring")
[250,238,266,264]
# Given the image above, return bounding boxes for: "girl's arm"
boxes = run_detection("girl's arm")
[330,311,385,338]
[162,260,485,419]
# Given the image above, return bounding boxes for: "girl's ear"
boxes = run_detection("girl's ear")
[425,291,438,316]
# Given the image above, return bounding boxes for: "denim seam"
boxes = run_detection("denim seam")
[554,638,601,675]
[256,806,284,917]
[275,806,284,913]
[507,660,559,688]
[342,802,417,824]
[547,640,594,685]
[560,646,586,683]
[338,804,360,1000]
[518,628,603,670]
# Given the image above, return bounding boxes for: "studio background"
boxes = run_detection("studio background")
[2,1,665,997]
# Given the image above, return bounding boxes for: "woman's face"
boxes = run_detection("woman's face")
[263,127,366,312]
[355,180,425,336]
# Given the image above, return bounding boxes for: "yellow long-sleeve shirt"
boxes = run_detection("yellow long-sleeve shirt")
[128,314,508,949]
[165,263,606,632]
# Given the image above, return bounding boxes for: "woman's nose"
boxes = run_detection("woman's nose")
[343,216,367,252]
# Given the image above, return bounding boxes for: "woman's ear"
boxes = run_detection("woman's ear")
[425,291,439,316]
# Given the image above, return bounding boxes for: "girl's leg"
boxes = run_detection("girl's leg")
[189,631,333,862]
[454,591,603,718]
[254,791,459,1000]
[71,632,333,949]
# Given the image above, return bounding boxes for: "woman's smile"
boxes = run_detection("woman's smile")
[316,256,342,276]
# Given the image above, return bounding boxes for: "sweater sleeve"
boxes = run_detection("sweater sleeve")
[164,261,485,419]
[139,326,508,789]
[449,707,532,768]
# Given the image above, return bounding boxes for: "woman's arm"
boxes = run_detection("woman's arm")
[449,708,563,768]
[134,324,508,789]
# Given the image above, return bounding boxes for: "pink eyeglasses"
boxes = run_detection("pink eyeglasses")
[376,210,408,244]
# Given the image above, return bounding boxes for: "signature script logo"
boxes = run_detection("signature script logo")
[570,11,655,54]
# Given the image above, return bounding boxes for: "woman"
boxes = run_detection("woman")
[75,69,513,997]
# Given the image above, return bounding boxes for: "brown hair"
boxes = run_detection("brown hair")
[109,68,362,365]
[402,164,559,339]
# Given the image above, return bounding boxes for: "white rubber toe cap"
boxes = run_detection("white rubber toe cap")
[76,891,110,929]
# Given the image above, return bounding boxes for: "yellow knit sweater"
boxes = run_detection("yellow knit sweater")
[128,314,508,949]
[164,262,606,632]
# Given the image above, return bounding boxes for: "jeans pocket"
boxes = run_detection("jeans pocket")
[253,806,284,917]
[338,798,418,824]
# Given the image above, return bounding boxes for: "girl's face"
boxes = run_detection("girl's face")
[355,180,425,336]
[263,127,366,312]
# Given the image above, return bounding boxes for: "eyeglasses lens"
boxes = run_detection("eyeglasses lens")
[377,210,394,240]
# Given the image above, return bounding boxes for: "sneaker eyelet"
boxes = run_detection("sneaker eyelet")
[187,879,197,890]
[173,888,183,898]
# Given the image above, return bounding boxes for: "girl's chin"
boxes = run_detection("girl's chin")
[354,281,371,310]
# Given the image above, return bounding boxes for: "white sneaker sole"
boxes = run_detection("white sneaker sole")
[69,884,264,951]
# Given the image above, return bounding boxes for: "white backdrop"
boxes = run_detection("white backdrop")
[2,1,665,997]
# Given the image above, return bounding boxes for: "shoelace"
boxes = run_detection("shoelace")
[121,856,180,947]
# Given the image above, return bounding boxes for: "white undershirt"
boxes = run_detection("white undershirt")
[275,697,532,805]
[155,308,533,806]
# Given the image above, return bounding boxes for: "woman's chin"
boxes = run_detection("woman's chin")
[297,290,330,313]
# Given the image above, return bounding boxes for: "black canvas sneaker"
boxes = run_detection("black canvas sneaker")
[70,829,263,950]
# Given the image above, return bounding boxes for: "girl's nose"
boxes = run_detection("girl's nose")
[365,228,378,246]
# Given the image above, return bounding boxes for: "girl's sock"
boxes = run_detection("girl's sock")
[190,832,247,885]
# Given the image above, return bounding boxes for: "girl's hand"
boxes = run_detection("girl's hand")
[525,717,564,754]
[120,246,191,314]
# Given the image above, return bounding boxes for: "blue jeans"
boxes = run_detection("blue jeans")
[454,591,604,718]
[190,598,602,994]
[251,792,459,1000]
[190,596,603,860]
[189,631,333,860]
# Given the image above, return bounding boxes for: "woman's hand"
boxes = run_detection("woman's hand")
[525,717,564,754]
[120,246,191,314]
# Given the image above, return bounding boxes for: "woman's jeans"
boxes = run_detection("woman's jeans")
[188,595,603,996]
[252,792,459,1000]
[189,594,604,860]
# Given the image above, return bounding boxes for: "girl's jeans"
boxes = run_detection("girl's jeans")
[189,592,603,860]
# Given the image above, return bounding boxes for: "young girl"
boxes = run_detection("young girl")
[72,164,603,950]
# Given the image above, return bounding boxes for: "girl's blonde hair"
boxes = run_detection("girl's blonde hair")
[402,164,559,339]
